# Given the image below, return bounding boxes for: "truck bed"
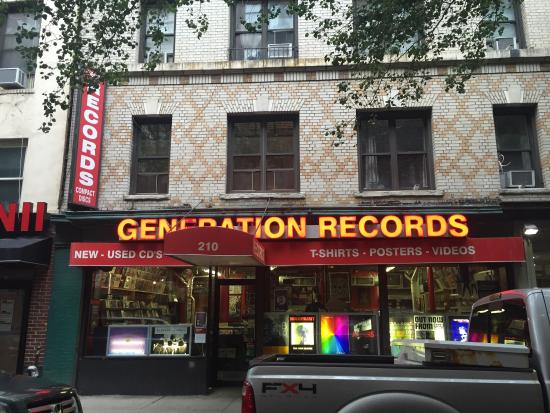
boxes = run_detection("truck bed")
[248,355,545,413]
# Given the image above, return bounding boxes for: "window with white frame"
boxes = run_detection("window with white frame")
[140,7,176,63]
[487,0,524,51]
[0,139,27,208]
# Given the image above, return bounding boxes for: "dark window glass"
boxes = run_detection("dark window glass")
[494,109,540,187]
[359,113,432,191]
[229,117,298,192]
[141,8,176,63]
[132,117,171,194]
[231,0,296,60]
[469,299,530,347]
[0,140,26,207]
[487,0,522,50]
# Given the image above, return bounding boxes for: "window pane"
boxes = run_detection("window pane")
[266,155,293,169]
[157,174,169,193]
[363,155,391,190]
[499,151,532,171]
[235,33,263,60]
[266,170,295,190]
[501,0,517,22]
[495,115,530,151]
[0,147,26,177]
[233,171,261,191]
[0,180,21,207]
[234,123,261,154]
[396,118,425,152]
[268,1,293,30]
[233,155,261,170]
[145,36,175,55]
[236,1,262,31]
[146,9,175,34]
[136,122,171,156]
[267,121,294,153]
[398,154,428,189]
[363,119,390,154]
[138,159,169,173]
[266,31,294,46]
[136,175,157,193]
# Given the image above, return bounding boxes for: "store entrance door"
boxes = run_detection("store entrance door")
[0,288,28,374]
[215,279,256,383]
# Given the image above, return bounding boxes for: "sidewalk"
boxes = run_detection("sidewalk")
[80,386,241,413]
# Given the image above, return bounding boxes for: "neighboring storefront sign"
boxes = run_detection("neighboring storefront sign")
[0,202,47,235]
[117,214,470,241]
[70,81,106,208]
[289,315,317,353]
[69,242,190,267]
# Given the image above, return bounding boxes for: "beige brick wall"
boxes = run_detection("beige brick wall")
[521,0,550,49]
[60,65,550,212]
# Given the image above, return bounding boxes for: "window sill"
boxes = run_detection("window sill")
[124,194,171,201]
[355,190,444,198]
[220,192,306,200]
[500,188,550,195]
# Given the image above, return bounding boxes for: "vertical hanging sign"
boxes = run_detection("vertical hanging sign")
[70,81,106,208]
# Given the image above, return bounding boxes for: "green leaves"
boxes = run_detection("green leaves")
[0,0,522,136]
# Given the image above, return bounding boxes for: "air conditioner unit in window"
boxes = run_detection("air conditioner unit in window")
[505,170,535,188]
[145,52,174,64]
[0,68,28,89]
[267,43,293,58]
[488,37,517,51]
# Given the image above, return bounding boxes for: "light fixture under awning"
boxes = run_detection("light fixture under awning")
[163,226,266,266]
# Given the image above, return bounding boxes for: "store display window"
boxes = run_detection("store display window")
[388,264,509,343]
[85,266,209,357]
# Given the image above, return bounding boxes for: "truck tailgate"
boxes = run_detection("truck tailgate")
[248,363,545,413]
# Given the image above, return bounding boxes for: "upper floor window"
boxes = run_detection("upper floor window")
[140,7,175,63]
[131,117,171,194]
[0,139,27,208]
[358,112,433,191]
[487,0,524,51]
[230,1,297,61]
[494,106,541,188]
[228,116,299,192]
[0,11,40,70]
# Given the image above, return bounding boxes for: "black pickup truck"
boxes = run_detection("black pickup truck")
[0,372,82,413]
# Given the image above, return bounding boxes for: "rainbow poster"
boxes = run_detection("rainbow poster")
[320,315,350,354]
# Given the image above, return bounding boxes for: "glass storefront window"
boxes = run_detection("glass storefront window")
[85,266,209,357]
[263,266,380,355]
[388,264,509,342]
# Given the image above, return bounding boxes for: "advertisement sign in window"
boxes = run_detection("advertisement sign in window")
[389,315,415,342]
[414,315,446,340]
[449,318,470,342]
[320,315,350,354]
[289,315,316,353]
[106,326,148,356]
[150,325,192,356]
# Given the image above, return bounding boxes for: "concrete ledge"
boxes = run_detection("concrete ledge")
[500,188,550,195]
[355,190,444,198]
[124,194,171,201]
[220,192,306,200]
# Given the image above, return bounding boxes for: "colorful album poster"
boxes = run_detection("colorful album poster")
[449,318,469,342]
[107,326,148,356]
[289,315,316,353]
[320,315,350,354]
[349,315,378,355]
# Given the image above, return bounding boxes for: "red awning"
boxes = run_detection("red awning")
[163,227,266,266]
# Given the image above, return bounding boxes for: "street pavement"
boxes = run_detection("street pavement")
[80,386,242,413]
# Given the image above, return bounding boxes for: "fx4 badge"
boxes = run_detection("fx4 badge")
[262,383,317,395]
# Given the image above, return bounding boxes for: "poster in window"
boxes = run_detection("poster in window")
[0,293,15,332]
[274,288,289,311]
[329,272,350,302]
[150,324,192,356]
[448,317,469,342]
[229,295,241,319]
[389,315,415,342]
[289,315,317,353]
[107,326,149,356]
[349,315,378,355]
[414,315,445,340]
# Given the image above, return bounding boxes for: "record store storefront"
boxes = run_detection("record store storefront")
[69,212,526,394]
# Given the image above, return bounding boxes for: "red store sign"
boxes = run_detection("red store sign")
[70,82,106,208]
[0,202,47,234]
[69,243,190,267]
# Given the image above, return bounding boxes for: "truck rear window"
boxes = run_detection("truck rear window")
[468,299,530,347]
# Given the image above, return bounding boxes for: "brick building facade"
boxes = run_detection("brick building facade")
[48,0,550,393]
